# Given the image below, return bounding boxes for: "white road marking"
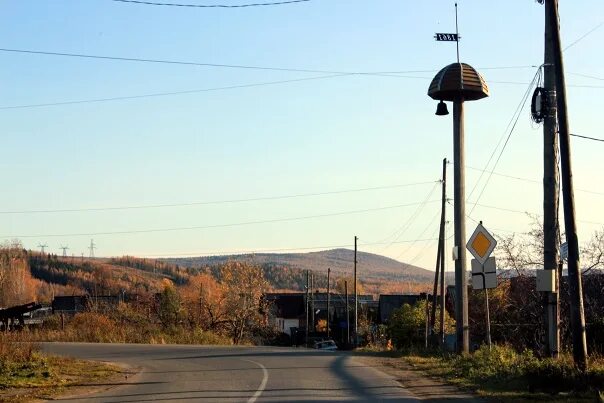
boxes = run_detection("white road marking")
[242,359,269,403]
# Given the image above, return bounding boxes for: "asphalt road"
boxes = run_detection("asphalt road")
[41,343,421,402]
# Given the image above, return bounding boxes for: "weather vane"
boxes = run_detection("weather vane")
[434,2,461,63]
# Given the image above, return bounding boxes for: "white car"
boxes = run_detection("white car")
[313,340,338,351]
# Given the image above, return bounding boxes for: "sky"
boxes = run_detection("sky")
[1,0,603,271]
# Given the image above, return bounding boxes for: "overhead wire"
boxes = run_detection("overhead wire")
[0,74,351,110]
[570,133,604,143]
[111,0,310,7]
[1,199,441,239]
[0,179,438,215]
[468,66,542,215]
[375,181,440,250]
[140,237,439,257]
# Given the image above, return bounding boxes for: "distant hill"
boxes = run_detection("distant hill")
[164,248,435,284]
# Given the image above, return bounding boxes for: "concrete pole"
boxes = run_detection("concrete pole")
[547,0,588,371]
[453,99,469,354]
[543,0,560,359]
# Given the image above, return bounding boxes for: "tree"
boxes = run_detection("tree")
[220,262,270,344]
[0,240,37,306]
[388,300,454,349]
[334,276,364,295]
[158,279,182,328]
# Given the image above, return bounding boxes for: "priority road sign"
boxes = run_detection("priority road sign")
[471,257,497,290]
[467,223,497,264]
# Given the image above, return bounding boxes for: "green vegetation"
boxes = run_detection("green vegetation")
[0,334,121,401]
[391,346,604,402]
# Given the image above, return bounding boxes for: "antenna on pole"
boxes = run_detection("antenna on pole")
[434,2,461,62]
[38,243,48,254]
[455,2,460,63]
[88,239,96,258]
[60,245,69,257]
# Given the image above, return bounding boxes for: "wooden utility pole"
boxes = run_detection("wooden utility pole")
[439,159,448,347]
[353,236,358,347]
[547,0,588,371]
[345,280,350,345]
[542,0,561,359]
[430,158,447,340]
[327,268,331,339]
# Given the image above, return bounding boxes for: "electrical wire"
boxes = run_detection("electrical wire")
[468,67,542,215]
[0,180,438,215]
[466,165,604,196]
[112,0,309,7]
[570,133,604,143]
[0,74,351,110]
[375,181,440,250]
[1,200,441,239]
[144,237,438,258]
[563,21,604,51]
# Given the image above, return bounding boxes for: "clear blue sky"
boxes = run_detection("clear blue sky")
[1,0,603,270]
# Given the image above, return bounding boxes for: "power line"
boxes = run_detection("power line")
[0,180,438,215]
[466,165,604,196]
[112,0,309,7]
[468,67,542,215]
[0,48,544,77]
[140,238,438,257]
[0,74,351,110]
[570,133,604,143]
[375,182,440,249]
[471,202,604,226]
[1,199,441,239]
[563,21,604,51]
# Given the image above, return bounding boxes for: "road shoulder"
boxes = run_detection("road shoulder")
[353,353,487,402]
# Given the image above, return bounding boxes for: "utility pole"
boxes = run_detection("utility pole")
[542,0,560,359]
[353,236,358,348]
[439,159,448,347]
[547,0,588,371]
[310,272,315,332]
[327,268,331,339]
[305,270,310,347]
[345,280,350,346]
[430,158,447,341]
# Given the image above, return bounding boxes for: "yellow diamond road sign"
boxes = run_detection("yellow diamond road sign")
[466,223,497,264]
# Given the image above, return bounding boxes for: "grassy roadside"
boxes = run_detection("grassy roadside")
[0,338,123,402]
[356,345,604,402]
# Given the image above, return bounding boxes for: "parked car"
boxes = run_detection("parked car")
[313,339,338,351]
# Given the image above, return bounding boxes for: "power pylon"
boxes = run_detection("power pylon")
[88,239,96,258]
[38,243,48,254]
[60,245,69,257]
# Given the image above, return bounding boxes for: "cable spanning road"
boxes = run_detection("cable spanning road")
[42,343,420,402]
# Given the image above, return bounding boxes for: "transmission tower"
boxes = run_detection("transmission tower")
[38,243,48,254]
[88,239,96,258]
[60,245,69,257]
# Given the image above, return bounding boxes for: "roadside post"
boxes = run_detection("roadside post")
[467,222,498,350]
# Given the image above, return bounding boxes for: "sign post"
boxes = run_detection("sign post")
[467,223,498,350]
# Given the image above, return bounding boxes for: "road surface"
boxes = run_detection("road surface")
[42,343,420,402]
